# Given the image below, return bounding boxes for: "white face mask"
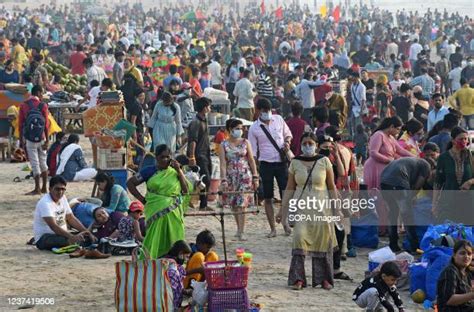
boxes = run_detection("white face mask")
[301,144,316,156]
[260,111,272,121]
[231,129,243,139]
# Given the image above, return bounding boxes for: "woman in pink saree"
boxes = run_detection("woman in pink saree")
[363,117,414,229]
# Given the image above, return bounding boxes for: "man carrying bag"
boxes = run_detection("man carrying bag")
[249,98,293,238]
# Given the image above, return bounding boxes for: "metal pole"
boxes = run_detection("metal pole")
[219,211,228,264]
[185,209,260,265]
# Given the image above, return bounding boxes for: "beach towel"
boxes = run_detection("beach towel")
[115,249,174,312]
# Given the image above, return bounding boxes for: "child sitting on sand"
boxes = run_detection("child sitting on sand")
[162,240,192,310]
[184,230,219,288]
[353,261,405,312]
[109,201,145,242]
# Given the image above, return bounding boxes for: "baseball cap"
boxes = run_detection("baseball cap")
[129,201,144,213]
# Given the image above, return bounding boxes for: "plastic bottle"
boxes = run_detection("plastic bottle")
[235,248,245,264]
[243,252,253,267]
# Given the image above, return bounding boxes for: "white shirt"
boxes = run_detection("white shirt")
[208,61,223,86]
[233,78,256,109]
[449,67,462,92]
[87,33,94,45]
[119,36,130,50]
[295,79,324,109]
[385,42,399,61]
[87,86,101,108]
[427,106,449,132]
[447,43,456,59]
[389,79,405,96]
[279,41,292,53]
[350,82,367,117]
[409,43,423,61]
[33,194,72,243]
[237,57,246,70]
[86,65,107,87]
[141,31,153,46]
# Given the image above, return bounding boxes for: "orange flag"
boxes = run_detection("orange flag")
[333,5,341,22]
[275,6,283,20]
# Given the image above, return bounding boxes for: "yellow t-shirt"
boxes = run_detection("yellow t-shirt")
[128,66,144,85]
[453,85,474,116]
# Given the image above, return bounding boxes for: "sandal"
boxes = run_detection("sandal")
[292,281,304,290]
[52,244,80,254]
[334,272,353,281]
[13,177,21,183]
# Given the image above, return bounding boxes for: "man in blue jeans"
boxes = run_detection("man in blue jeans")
[249,98,293,237]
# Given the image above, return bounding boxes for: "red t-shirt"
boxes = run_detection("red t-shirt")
[70,51,87,75]
[18,97,50,140]
[285,117,308,156]
[314,83,333,104]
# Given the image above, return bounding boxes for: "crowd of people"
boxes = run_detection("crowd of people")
[2,0,472,310]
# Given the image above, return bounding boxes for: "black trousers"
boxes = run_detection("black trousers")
[259,161,288,199]
[36,234,69,250]
[380,183,419,251]
[333,226,345,271]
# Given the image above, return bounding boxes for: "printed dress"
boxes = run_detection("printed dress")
[221,139,254,208]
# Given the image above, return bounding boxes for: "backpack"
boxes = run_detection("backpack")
[23,100,46,143]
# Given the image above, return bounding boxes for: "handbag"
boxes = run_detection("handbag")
[115,248,174,312]
[259,124,294,163]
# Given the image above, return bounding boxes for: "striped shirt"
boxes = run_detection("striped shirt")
[409,74,435,99]
[257,73,274,98]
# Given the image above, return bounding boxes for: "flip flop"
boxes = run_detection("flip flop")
[52,244,80,254]
[334,272,353,281]
[13,177,21,183]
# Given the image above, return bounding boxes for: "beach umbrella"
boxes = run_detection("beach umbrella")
[180,10,206,21]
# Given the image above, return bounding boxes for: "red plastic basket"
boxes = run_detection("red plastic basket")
[208,288,249,311]
[204,261,249,290]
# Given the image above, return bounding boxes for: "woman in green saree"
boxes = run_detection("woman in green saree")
[127,144,193,259]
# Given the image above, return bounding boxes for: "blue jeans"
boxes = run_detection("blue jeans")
[463,114,474,130]
[380,184,419,251]
[349,112,363,139]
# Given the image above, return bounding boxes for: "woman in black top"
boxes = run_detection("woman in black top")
[437,240,474,312]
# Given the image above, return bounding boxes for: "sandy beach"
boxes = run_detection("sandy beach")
[0,137,427,312]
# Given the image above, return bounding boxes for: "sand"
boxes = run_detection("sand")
[0,137,427,312]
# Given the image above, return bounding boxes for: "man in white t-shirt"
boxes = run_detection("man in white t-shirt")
[33,176,94,250]
[75,78,113,111]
